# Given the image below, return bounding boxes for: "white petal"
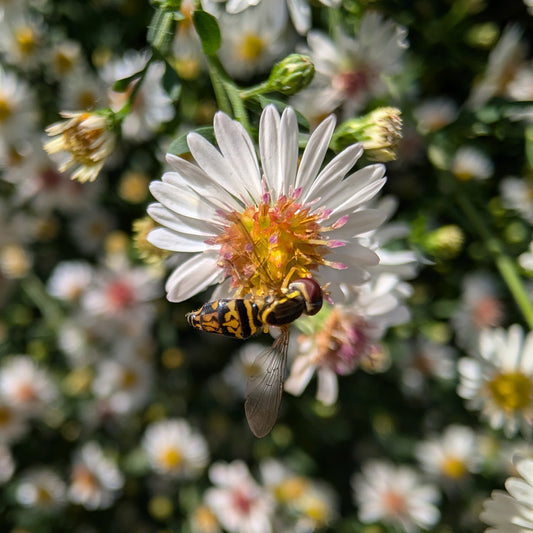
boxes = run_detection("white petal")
[521,331,533,374]
[332,209,389,237]
[187,132,253,204]
[149,182,218,222]
[316,368,338,405]
[148,227,211,252]
[284,356,315,396]
[147,203,219,237]
[165,154,242,211]
[295,114,336,195]
[333,179,387,217]
[329,243,380,267]
[165,251,223,302]
[287,0,311,34]
[301,143,363,203]
[213,112,262,200]
[259,105,281,193]
[279,107,299,194]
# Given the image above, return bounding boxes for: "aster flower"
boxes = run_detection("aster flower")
[457,324,533,437]
[0,399,29,444]
[46,260,93,303]
[500,176,533,224]
[205,460,274,533]
[101,50,174,141]
[148,104,387,304]
[68,441,124,510]
[519,240,533,274]
[481,454,533,532]
[142,418,209,479]
[413,97,459,134]
[451,146,494,182]
[415,425,481,486]
[352,460,440,533]
[16,468,67,511]
[291,12,408,122]
[451,271,504,350]
[215,0,293,80]
[0,355,57,416]
[0,445,15,484]
[44,110,117,183]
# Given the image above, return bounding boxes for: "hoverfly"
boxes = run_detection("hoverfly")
[186,277,323,437]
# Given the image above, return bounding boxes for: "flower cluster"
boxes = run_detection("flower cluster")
[1,0,533,533]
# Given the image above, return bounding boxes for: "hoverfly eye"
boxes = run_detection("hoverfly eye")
[288,278,323,316]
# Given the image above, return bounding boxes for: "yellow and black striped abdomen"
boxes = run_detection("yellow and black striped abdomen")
[186,299,263,339]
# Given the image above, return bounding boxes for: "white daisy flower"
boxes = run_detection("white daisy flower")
[59,67,107,111]
[46,260,93,303]
[352,460,440,532]
[92,340,154,416]
[0,355,57,416]
[292,12,408,122]
[68,441,124,510]
[451,271,504,350]
[500,176,533,224]
[216,0,292,80]
[222,342,269,397]
[0,444,15,484]
[47,39,83,78]
[451,146,494,182]
[81,254,161,334]
[413,97,459,134]
[415,425,481,485]
[16,467,67,511]
[142,418,209,479]
[400,339,456,395]
[285,273,409,405]
[205,460,274,533]
[0,64,38,144]
[260,458,337,531]
[457,324,533,437]
[101,50,174,141]
[481,454,533,532]
[148,104,388,304]
[467,25,526,109]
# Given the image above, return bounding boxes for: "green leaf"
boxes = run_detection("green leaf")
[192,10,221,56]
[112,71,143,92]
[167,126,216,156]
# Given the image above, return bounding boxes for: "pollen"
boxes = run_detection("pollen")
[158,446,183,469]
[487,371,532,412]
[240,33,264,62]
[211,191,339,297]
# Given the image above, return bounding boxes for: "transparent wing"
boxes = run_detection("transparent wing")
[244,327,289,438]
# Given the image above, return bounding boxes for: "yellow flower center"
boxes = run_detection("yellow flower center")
[210,192,342,297]
[274,476,307,501]
[36,486,53,505]
[158,446,183,469]
[0,96,12,124]
[488,371,532,412]
[120,369,138,389]
[303,496,329,523]
[240,33,264,62]
[16,25,38,57]
[442,456,467,479]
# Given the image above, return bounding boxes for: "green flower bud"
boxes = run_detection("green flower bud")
[267,54,315,96]
[423,224,465,259]
[331,107,403,162]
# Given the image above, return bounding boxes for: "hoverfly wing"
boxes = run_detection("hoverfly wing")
[244,328,289,438]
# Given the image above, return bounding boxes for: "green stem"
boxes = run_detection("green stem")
[21,274,64,330]
[455,188,533,330]
[206,55,232,116]
[239,82,271,100]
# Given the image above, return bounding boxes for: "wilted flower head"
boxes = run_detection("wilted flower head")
[148,104,388,303]
[44,110,117,182]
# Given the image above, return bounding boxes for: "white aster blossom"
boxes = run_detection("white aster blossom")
[292,12,408,122]
[148,104,388,304]
[0,444,15,484]
[500,176,533,224]
[457,324,533,438]
[451,146,494,182]
[352,460,440,532]
[205,460,274,533]
[142,418,209,479]
[46,260,93,303]
[16,468,67,511]
[68,441,124,510]
[415,425,481,485]
[481,454,533,532]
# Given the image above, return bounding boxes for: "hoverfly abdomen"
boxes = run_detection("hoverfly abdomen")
[186,299,263,339]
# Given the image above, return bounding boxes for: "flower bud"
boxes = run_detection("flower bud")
[331,107,403,162]
[424,224,465,259]
[267,54,315,96]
